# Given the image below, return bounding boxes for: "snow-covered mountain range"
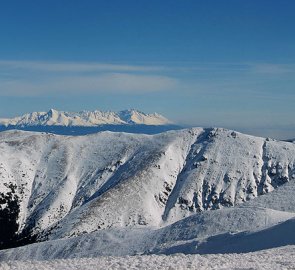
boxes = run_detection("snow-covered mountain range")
[0,127,295,261]
[0,109,171,127]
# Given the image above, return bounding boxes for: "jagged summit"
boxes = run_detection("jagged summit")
[0,109,172,127]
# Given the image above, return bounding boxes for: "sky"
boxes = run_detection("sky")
[0,0,294,139]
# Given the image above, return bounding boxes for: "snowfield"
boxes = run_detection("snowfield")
[1,246,295,270]
[0,127,295,268]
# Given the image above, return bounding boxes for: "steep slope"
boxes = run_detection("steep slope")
[0,128,294,249]
[162,129,295,224]
[0,128,202,246]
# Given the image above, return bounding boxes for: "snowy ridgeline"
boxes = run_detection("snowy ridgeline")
[0,127,295,261]
[1,246,295,270]
[0,109,172,127]
[0,109,180,135]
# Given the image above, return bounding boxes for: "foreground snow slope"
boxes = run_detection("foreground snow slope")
[192,217,295,254]
[1,246,295,270]
[0,127,295,244]
[0,206,293,260]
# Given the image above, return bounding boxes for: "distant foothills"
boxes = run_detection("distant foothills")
[0,109,183,135]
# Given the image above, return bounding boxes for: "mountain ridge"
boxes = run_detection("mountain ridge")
[0,109,172,127]
[0,127,295,253]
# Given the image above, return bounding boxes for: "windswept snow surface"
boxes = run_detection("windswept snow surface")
[0,206,294,260]
[0,127,295,265]
[1,246,295,270]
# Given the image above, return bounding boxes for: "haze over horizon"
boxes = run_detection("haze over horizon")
[0,1,294,139]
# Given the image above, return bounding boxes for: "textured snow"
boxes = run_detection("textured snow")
[0,109,171,127]
[0,206,293,260]
[1,246,295,269]
[1,127,295,267]
[0,128,294,241]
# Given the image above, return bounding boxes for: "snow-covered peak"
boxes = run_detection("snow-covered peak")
[118,109,170,125]
[0,109,172,127]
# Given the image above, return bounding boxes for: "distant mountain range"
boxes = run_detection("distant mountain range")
[0,109,181,135]
[0,109,172,127]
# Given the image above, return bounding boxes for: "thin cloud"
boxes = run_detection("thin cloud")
[49,73,178,94]
[0,60,180,96]
[0,60,165,73]
[2,59,295,75]
[0,73,178,96]
[0,60,294,98]
[248,63,295,75]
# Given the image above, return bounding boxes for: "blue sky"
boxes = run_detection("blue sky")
[0,0,294,139]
